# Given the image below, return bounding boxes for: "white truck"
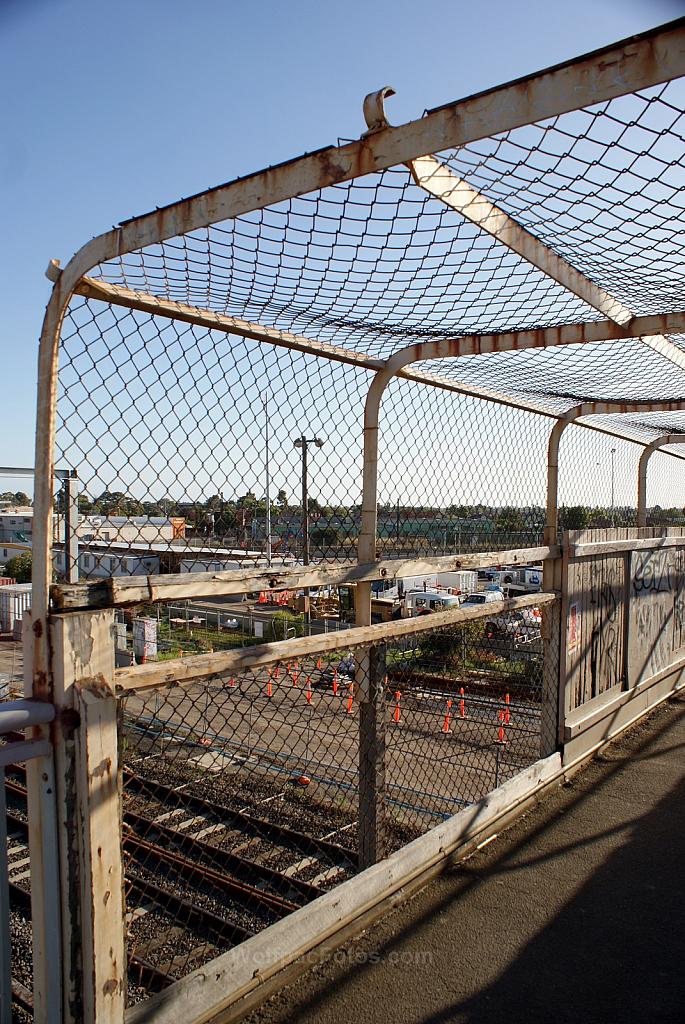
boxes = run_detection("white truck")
[498,565,543,594]
[398,570,477,598]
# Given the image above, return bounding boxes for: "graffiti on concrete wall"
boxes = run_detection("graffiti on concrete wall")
[629,547,684,687]
[566,537,685,707]
[565,553,624,710]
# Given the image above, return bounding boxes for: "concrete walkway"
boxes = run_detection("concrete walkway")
[249,692,685,1024]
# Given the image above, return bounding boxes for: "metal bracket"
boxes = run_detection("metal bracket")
[45,259,62,283]
[362,87,396,136]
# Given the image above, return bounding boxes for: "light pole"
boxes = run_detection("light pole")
[611,448,617,526]
[293,435,324,631]
[264,398,272,567]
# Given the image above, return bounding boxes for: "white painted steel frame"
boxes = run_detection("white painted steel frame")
[33,18,685,661]
[29,23,685,1024]
[637,435,685,526]
[546,403,685,536]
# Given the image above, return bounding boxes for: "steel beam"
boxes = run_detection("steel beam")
[75,276,685,371]
[32,18,685,679]
[408,154,685,375]
[73,279,685,501]
[357,329,685,593]
[408,156,632,324]
[637,434,685,526]
[53,20,685,284]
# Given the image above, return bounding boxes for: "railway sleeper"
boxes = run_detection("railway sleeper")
[124,768,356,864]
[124,830,296,921]
[126,871,255,946]
[124,809,321,904]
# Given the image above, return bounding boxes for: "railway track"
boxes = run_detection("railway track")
[3,758,356,1001]
[123,768,356,884]
[5,856,175,995]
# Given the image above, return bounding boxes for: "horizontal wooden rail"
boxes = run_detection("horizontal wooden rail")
[568,536,685,557]
[114,592,555,694]
[51,546,556,611]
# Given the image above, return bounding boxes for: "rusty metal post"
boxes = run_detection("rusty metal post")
[358,643,387,870]
[48,608,124,1024]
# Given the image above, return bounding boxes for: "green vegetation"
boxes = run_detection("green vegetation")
[271,610,305,641]
[4,552,32,582]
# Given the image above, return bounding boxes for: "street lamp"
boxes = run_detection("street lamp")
[293,435,324,631]
[611,448,617,526]
[293,436,324,566]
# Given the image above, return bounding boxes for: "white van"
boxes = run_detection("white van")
[461,591,503,606]
[404,589,463,617]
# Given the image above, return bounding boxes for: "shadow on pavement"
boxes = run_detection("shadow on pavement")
[248,695,685,1024]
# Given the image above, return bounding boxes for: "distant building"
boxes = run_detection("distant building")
[0,507,34,543]
[0,507,34,563]
[179,558,241,573]
[52,513,185,548]
[67,515,185,545]
[53,548,160,578]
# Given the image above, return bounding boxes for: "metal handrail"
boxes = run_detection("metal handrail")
[0,699,55,736]
[1,699,57,1024]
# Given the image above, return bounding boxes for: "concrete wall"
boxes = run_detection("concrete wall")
[560,527,685,763]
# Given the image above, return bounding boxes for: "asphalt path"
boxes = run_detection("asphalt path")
[246,691,685,1024]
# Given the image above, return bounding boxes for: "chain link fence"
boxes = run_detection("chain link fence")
[116,597,547,1000]
[21,22,685,1023]
[47,74,685,583]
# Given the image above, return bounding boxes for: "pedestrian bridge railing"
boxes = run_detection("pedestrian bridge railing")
[10,527,685,1023]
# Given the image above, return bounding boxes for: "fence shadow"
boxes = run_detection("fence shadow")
[253,694,685,1024]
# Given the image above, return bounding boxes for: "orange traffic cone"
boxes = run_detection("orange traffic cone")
[317,657,322,670]
[228,676,235,688]
[504,693,510,725]
[393,691,401,724]
[306,677,312,704]
[292,669,299,687]
[459,686,465,718]
[498,709,505,744]
[267,670,273,698]
[332,670,338,696]
[346,683,354,714]
[442,699,452,734]
[274,666,280,680]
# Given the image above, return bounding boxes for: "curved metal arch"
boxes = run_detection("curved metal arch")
[545,403,685,541]
[637,434,685,527]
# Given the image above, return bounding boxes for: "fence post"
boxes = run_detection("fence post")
[49,608,125,1023]
[63,471,80,584]
[21,612,61,1024]
[358,643,387,870]
[540,543,563,758]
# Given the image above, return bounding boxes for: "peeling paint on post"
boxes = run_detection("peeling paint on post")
[49,608,124,1024]
[75,684,125,1024]
[358,644,387,869]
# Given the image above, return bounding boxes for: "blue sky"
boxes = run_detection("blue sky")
[1,0,682,500]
